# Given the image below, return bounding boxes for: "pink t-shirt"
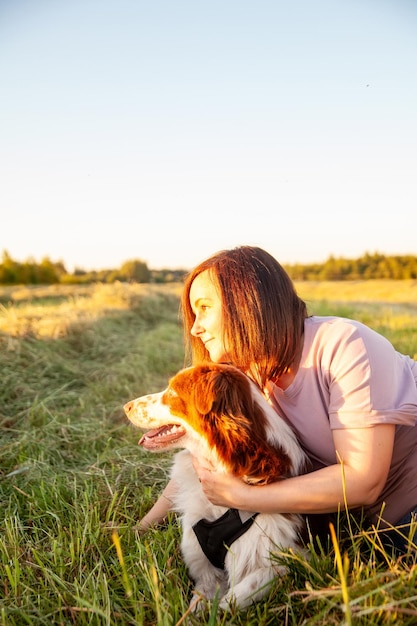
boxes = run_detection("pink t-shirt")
[267,316,417,526]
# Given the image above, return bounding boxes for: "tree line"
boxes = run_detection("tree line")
[284,252,417,281]
[0,250,186,285]
[0,250,416,285]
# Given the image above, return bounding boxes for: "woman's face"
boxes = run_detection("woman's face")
[189,270,228,363]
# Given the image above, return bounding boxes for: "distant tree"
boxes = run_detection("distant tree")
[119,259,151,283]
[0,250,19,284]
[38,257,66,283]
[150,268,187,283]
[73,267,87,276]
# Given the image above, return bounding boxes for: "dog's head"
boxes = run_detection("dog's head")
[124,363,294,483]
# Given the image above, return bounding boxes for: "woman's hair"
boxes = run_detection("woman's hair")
[181,245,308,387]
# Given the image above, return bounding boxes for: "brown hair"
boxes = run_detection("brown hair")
[181,246,307,387]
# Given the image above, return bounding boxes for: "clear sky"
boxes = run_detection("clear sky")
[1,0,416,271]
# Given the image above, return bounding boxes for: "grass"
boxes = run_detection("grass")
[0,282,416,625]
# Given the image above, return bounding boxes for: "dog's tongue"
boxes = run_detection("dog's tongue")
[138,424,185,448]
[139,426,166,441]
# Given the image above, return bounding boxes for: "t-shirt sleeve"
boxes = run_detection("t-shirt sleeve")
[325,322,417,429]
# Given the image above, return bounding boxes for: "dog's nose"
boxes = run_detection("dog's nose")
[124,401,133,415]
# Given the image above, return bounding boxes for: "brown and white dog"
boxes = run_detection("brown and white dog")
[124,363,307,610]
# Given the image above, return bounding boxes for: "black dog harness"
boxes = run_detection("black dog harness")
[192,508,259,570]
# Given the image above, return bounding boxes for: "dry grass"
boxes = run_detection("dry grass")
[294,279,417,304]
[1,280,416,358]
[0,282,182,339]
[1,280,417,340]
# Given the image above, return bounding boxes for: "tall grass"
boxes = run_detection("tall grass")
[0,283,416,625]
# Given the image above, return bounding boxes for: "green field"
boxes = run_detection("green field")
[1,283,416,625]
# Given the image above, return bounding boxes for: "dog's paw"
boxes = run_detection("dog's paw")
[219,571,276,610]
[188,591,207,613]
[218,593,237,612]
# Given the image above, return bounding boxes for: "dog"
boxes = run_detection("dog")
[124,363,307,610]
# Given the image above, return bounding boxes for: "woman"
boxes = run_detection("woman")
[138,246,417,554]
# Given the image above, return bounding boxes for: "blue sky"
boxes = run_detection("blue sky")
[1,0,416,271]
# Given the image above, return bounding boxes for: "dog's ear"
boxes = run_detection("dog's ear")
[193,369,220,415]
[193,369,250,416]
[193,367,260,433]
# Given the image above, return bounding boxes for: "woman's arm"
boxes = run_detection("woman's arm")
[193,424,395,514]
[135,478,178,533]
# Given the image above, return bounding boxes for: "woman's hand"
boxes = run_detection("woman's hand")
[192,456,250,509]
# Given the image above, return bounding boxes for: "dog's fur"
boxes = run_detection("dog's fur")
[124,363,307,610]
